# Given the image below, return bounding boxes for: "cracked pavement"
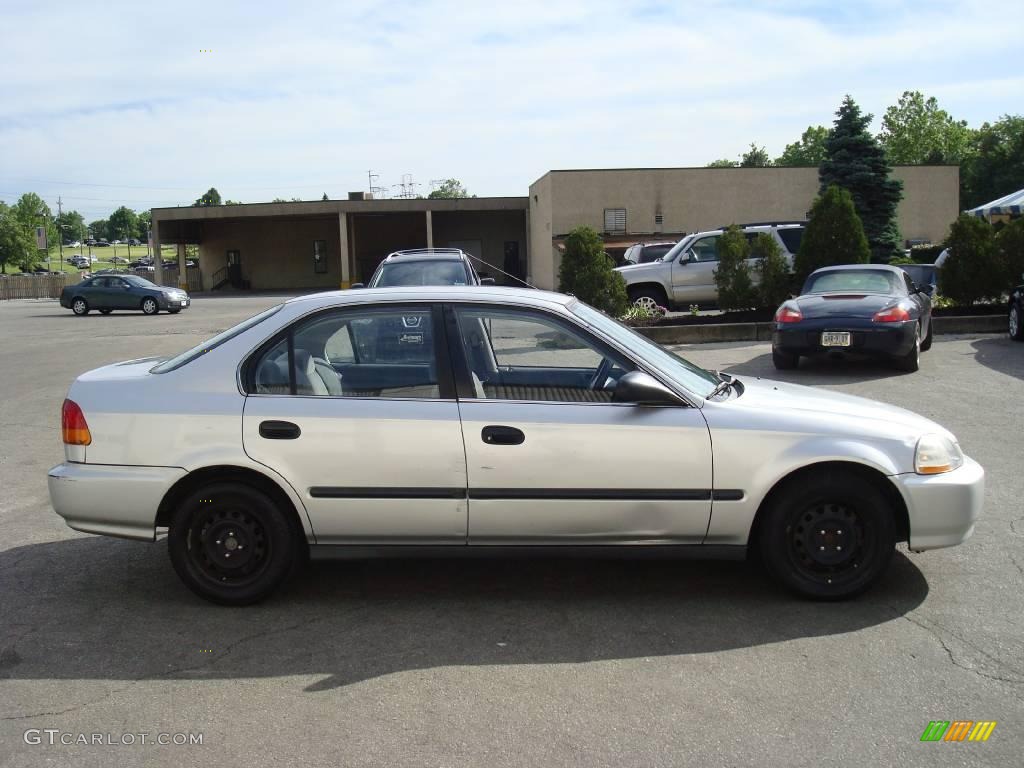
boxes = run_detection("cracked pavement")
[0,297,1022,767]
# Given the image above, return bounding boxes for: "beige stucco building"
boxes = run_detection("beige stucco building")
[152,165,958,292]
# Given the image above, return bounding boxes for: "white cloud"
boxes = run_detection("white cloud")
[0,0,1019,213]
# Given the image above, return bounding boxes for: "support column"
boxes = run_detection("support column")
[425,210,434,248]
[152,220,162,285]
[338,212,351,288]
[177,243,188,289]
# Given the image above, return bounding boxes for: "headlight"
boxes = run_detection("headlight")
[915,434,963,475]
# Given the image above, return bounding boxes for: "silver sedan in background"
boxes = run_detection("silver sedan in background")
[48,286,983,604]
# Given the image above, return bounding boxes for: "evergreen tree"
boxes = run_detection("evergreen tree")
[558,226,629,316]
[940,215,1003,305]
[714,226,757,309]
[820,96,903,262]
[794,185,870,284]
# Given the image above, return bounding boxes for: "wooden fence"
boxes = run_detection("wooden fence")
[0,272,82,300]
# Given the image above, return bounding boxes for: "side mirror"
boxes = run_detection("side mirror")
[679,251,693,264]
[349,283,365,289]
[612,371,684,406]
[479,277,496,285]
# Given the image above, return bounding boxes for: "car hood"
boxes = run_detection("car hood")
[615,262,665,277]
[730,376,952,440]
[795,293,897,319]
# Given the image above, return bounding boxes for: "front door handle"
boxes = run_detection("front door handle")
[481,425,525,446]
[259,420,301,440]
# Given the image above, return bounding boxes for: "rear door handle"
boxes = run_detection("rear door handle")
[259,420,301,440]
[481,425,525,446]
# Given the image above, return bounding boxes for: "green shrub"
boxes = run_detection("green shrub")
[939,215,1004,305]
[909,243,945,263]
[714,225,757,310]
[889,256,915,265]
[794,184,870,284]
[558,226,629,315]
[752,233,793,308]
[997,218,1024,286]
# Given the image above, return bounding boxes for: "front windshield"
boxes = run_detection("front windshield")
[123,275,156,288]
[372,260,469,287]
[570,301,720,397]
[658,235,695,262]
[803,270,898,295]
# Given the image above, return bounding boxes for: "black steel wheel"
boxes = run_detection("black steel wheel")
[168,482,300,605]
[758,470,895,599]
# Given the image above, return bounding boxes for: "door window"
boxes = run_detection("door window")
[453,307,631,403]
[251,307,441,399]
[688,236,719,262]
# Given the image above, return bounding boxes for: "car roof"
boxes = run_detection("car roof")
[287,285,572,312]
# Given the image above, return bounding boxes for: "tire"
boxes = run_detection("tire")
[628,285,668,312]
[893,323,921,372]
[920,317,933,351]
[99,309,113,315]
[757,469,896,600]
[167,482,300,605]
[141,297,159,315]
[71,297,89,316]
[772,348,799,370]
[1010,302,1024,341]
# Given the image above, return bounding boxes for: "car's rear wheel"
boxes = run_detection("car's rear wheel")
[168,483,300,605]
[71,297,89,316]
[893,323,921,372]
[628,285,668,312]
[772,348,799,370]
[99,309,112,315]
[1010,302,1024,341]
[920,318,933,351]
[758,470,896,600]
[141,297,159,315]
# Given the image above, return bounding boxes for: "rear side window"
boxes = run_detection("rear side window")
[777,228,804,254]
[151,305,283,373]
[640,245,672,263]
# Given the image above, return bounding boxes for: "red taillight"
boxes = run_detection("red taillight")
[774,303,803,323]
[62,399,92,446]
[872,306,911,323]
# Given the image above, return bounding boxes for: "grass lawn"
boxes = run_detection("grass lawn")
[38,244,179,273]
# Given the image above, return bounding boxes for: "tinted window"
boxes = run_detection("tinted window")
[453,306,631,403]
[803,270,899,294]
[124,275,156,288]
[372,260,470,287]
[777,228,804,254]
[640,245,673,263]
[253,307,440,399]
[689,237,719,263]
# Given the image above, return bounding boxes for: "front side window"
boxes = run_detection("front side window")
[688,236,719,263]
[453,306,632,403]
[251,306,440,399]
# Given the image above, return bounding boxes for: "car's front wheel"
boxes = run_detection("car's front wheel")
[141,297,159,315]
[168,483,300,605]
[1010,302,1024,341]
[758,469,896,600]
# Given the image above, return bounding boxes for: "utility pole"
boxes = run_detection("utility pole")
[56,197,64,270]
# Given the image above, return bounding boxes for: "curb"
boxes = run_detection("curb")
[635,314,1006,345]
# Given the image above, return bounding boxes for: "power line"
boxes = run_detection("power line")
[3,177,350,191]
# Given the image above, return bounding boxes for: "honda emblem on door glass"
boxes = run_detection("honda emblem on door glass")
[402,316,422,328]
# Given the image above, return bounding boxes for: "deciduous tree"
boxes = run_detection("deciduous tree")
[878,91,973,165]
[775,126,829,167]
[427,179,470,199]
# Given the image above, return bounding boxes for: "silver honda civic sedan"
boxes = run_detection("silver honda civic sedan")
[48,286,984,605]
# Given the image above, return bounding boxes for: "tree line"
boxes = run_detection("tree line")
[706,90,1023,211]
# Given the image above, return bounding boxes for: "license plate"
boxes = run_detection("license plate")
[180,300,187,306]
[821,332,851,347]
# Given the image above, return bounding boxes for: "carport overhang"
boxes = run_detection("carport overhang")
[151,197,529,291]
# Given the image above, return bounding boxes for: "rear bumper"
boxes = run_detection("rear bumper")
[48,462,186,541]
[774,319,917,357]
[891,456,985,551]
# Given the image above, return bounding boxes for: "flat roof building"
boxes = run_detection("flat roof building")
[151,165,958,292]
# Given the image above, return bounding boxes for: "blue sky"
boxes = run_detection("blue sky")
[0,0,1020,219]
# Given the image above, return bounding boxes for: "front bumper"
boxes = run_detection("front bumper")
[774,319,916,358]
[891,455,984,551]
[48,462,186,541]
[158,294,190,310]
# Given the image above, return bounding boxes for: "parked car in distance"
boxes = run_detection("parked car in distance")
[94,241,110,247]
[353,248,495,289]
[110,256,129,264]
[129,238,141,246]
[616,222,805,309]
[772,264,933,372]
[622,242,677,266]
[59,274,190,316]
[48,285,983,605]
[1009,274,1024,341]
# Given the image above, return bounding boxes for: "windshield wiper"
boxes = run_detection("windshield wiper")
[707,371,737,399]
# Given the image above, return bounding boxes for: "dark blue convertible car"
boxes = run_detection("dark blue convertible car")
[772,264,933,373]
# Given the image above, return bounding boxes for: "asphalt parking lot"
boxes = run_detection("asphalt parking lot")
[1,295,1022,768]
